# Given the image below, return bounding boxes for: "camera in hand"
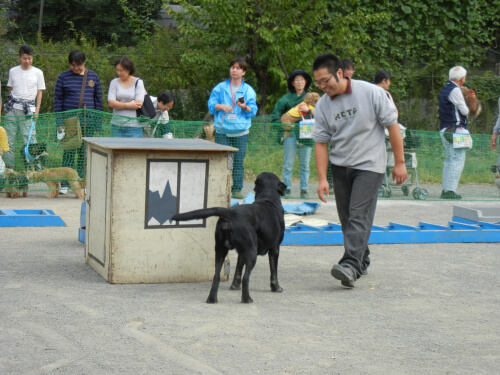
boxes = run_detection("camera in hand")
[238,97,245,104]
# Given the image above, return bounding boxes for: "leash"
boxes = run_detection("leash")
[24,121,38,163]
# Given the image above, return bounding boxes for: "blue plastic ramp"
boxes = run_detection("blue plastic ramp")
[282,220,500,245]
[0,209,66,227]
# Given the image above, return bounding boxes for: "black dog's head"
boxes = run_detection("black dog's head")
[21,143,47,158]
[254,172,287,199]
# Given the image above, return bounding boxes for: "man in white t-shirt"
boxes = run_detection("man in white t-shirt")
[3,45,46,169]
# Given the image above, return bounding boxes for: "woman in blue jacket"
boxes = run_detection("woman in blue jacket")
[208,57,258,198]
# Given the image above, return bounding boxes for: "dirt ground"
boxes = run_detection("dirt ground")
[1,191,499,374]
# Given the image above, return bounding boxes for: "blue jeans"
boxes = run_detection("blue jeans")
[215,133,248,192]
[282,135,312,191]
[3,109,34,169]
[111,125,143,138]
[331,165,384,278]
[440,131,466,192]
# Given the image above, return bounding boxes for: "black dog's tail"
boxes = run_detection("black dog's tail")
[171,207,230,222]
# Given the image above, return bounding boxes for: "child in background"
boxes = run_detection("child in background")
[195,112,215,142]
[146,91,175,138]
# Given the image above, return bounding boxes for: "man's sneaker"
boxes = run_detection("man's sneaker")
[440,190,462,200]
[59,187,69,195]
[285,189,291,198]
[300,190,308,199]
[231,191,244,199]
[331,264,356,288]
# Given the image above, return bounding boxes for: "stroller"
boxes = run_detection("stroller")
[378,124,428,200]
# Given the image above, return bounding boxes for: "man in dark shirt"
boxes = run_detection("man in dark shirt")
[438,66,469,200]
[54,50,102,194]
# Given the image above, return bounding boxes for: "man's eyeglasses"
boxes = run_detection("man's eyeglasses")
[314,74,334,87]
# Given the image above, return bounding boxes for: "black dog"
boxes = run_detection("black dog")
[171,172,287,303]
[20,142,48,171]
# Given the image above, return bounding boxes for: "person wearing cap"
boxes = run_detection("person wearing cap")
[271,69,314,198]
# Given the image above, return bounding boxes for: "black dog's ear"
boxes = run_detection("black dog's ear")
[278,181,287,196]
[254,179,263,193]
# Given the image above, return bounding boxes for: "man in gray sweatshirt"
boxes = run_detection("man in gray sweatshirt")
[312,53,407,288]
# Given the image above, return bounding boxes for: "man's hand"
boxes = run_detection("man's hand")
[387,124,408,185]
[491,133,498,150]
[317,179,330,203]
[315,143,330,202]
[392,161,407,185]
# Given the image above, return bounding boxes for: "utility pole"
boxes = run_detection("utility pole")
[37,0,44,49]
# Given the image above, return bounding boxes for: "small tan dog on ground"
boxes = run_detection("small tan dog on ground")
[28,167,85,199]
[4,169,29,198]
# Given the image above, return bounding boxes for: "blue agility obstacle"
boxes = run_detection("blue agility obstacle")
[79,201,500,245]
[282,205,500,245]
[0,209,66,227]
[282,220,500,245]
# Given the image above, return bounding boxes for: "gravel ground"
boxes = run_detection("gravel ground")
[1,191,499,374]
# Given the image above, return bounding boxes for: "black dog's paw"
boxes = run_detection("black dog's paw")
[241,296,254,303]
[230,282,241,290]
[271,285,283,293]
[206,296,218,304]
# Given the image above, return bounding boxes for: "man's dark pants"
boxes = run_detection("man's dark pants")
[331,164,384,278]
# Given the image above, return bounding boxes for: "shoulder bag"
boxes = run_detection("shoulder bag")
[61,69,87,151]
[135,79,157,119]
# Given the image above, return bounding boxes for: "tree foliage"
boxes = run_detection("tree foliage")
[9,0,162,45]
[335,1,500,89]
[3,0,500,130]
[172,0,386,113]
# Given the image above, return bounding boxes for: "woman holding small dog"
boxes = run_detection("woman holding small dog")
[108,57,145,138]
[271,69,314,198]
[208,57,258,199]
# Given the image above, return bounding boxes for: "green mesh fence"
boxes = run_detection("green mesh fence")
[1,109,499,201]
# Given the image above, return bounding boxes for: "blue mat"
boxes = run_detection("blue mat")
[241,193,320,215]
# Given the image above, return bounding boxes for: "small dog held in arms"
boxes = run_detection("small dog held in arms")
[171,172,287,304]
[28,167,85,199]
[461,86,481,118]
[280,92,321,125]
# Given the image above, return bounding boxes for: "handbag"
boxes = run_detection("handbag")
[452,132,473,149]
[61,69,87,151]
[298,116,315,139]
[135,79,157,119]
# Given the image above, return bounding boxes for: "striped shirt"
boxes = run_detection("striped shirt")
[54,69,103,112]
